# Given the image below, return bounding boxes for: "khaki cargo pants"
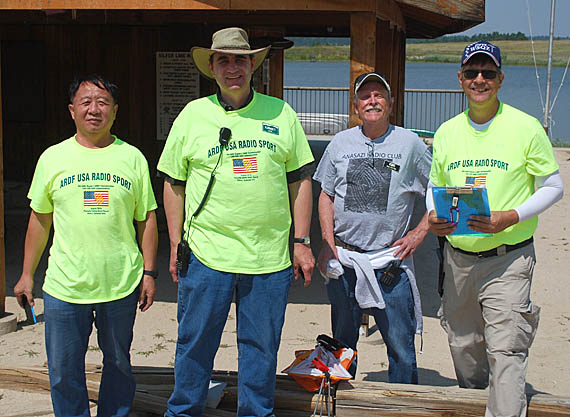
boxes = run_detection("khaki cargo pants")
[439,241,539,417]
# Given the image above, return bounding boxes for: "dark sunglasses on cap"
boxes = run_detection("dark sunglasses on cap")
[462,69,500,80]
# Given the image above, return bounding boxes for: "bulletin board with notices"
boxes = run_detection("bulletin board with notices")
[156,52,200,141]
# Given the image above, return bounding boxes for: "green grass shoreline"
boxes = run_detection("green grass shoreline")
[285,40,570,67]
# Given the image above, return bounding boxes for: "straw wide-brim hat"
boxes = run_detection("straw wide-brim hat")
[191,27,270,79]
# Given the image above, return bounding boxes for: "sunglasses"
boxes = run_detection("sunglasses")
[462,69,500,80]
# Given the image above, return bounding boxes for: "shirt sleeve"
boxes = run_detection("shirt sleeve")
[525,121,559,177]
[27,153,54,214]
[134,154,158,222]
[429,128,447,186]
[313,142,336,196]
[284,105,315,173]
[157,118,190,182]
[412,139,433,195]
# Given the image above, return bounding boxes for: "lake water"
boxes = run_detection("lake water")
[284,61,570,142]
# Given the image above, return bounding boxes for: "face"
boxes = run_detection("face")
[209,52,255,94]
[458,60,504,105]
[68,82,117,136]
[354,81,393,125]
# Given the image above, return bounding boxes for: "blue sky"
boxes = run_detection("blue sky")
[457,0,570,37]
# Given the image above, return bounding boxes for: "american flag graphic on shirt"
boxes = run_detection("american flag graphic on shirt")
[233,157,258,174]
[84,190,109,207]
[465,176,487,187]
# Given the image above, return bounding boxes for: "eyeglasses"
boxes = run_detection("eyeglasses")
[462,69,500,80]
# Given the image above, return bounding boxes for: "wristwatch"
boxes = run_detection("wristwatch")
[293,236,311,246]
[143,270,158,279]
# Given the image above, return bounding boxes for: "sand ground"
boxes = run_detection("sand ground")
[1,148,569,416]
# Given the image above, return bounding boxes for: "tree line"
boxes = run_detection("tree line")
[290,33,569,47]
[408,32,528,43]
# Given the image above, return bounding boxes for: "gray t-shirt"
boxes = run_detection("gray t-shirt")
[314,125,432,250]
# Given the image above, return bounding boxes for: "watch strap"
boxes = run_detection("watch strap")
[143,269,158,279]
[293,236,311,245]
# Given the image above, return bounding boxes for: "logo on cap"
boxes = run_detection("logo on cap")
[461,41,501,68]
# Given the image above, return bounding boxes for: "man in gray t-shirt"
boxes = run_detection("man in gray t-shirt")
[313,72,431,383]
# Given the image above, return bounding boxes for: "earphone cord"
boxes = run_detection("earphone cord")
[181,146,225,245]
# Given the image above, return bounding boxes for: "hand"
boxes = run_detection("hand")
[392,226,428,260]
[428,210,457,237]
[138,275,156,312]
[14,275,34,308]
[316,240,338,276]
[467,210,519,234]
[169,245,179,283]
[293,243,315,287]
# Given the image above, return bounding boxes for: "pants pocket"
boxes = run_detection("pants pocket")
[508,302,540,351]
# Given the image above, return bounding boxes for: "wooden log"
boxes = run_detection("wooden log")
[336,380,570,417]
[218,383,322,413]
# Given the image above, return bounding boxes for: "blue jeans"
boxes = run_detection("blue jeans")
[327,265,418,384]
[166,253,292,417]
[43,290,138,417]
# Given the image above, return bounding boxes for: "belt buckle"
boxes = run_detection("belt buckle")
[497,245,507,256]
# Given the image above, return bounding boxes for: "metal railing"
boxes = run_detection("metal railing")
[404,89,467,134]
[283,86,466,136]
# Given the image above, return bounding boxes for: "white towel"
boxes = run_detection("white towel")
[335,245,423,334]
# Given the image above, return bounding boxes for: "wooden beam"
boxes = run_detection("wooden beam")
[349,12,376,128]
[336,380,570,417]
[375,0,405,30]
[0,48,4,317]
[395,0,484,21]
[0,0,228,9]
[0,0,376,11]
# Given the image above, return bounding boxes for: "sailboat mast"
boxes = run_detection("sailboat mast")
[543,0,556,132]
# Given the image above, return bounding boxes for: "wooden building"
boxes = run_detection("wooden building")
[0,0,484,314]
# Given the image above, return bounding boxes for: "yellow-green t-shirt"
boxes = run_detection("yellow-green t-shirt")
[29,136,157,303]
[157,91,314,274]
[430,102,558,252]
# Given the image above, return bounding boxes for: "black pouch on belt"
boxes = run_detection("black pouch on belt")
[380,259,402,286]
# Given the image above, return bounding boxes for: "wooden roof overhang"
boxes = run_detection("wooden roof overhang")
[1,0,483,38]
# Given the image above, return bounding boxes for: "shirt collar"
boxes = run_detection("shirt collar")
[216,88,254,111]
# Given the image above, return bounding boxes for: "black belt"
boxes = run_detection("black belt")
[450,237,533,258]
[334,237,368,253]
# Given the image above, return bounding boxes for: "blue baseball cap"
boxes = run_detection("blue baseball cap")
[461,41,501,68]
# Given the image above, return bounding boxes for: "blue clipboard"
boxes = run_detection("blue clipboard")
[432,186,492,236]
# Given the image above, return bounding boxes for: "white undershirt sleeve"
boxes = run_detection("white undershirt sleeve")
[425,180,436,214]
[515,171,564,223]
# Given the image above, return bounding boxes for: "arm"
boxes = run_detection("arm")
[515,172,563,221]
[317,190,338,276]
[468,171,564,234]
[13,211,53,307]
[163,180,186,283]
[392,212,430,260]
[136,210,158,312]
[288,176,315,286]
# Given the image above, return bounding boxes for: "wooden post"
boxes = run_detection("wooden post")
[268,49,284,99]
[349,12,376,128]
[0,49,5,317]
[394,28,406,127]
[349,13,404,128]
